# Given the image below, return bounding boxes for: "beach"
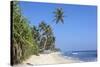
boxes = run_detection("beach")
[13,52,80,67]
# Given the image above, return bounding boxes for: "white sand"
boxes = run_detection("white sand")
[13,52,80,67]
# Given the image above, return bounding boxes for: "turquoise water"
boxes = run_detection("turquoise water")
[62,50,97,62]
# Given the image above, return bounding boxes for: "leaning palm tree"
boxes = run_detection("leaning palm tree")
[39,22,53,51]
[43,25,52,50]
[39,21,47,51]
[53,8,64,24]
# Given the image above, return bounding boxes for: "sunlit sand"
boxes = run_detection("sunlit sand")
[13,52,80,67]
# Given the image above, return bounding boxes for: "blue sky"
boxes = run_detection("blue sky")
[19,1,97,51]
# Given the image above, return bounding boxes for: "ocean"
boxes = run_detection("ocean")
[62,50,97,62]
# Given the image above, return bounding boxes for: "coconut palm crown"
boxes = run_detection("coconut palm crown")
[53,8,64,24]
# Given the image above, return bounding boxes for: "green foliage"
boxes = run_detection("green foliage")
[53,8,64,24]
[38,21,55,51]
[11,1,39,65]
[11,1,57,66]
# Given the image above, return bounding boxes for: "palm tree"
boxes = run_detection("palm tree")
[43,25,52,50]
[39,21,46,32]
[39,22,53,51]
[39,21,47,51]
[53,8,64,24]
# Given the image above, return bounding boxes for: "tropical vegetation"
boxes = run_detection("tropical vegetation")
[11,1,64,66]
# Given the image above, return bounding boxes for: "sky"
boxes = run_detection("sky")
[19,1,97,52]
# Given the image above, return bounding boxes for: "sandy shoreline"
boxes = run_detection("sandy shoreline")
[13,52,80,67]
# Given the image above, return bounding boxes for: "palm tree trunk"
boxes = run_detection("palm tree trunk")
[43,36,47,51]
